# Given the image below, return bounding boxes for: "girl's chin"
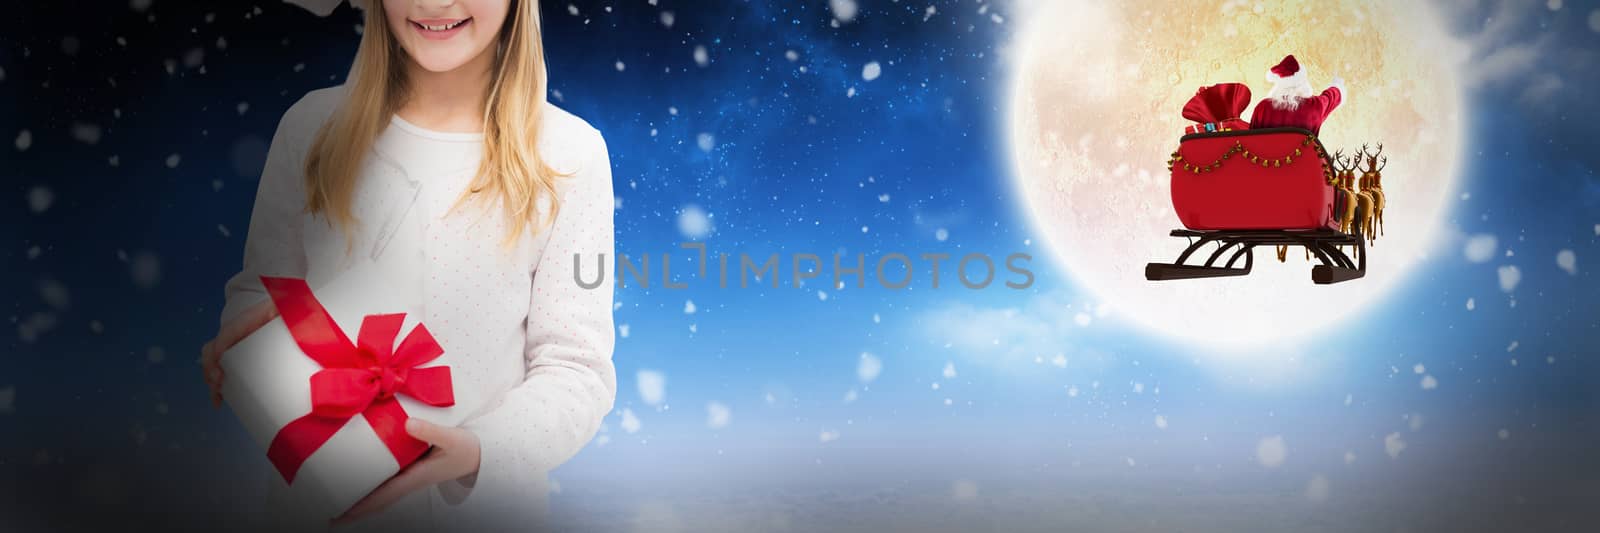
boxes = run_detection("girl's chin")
[408,52,482,74]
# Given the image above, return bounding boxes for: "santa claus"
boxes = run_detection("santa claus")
[1249,55,1345,134]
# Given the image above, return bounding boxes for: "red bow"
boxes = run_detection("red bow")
[259,276,455,484]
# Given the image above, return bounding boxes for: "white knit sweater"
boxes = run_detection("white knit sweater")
[220,85,616,532]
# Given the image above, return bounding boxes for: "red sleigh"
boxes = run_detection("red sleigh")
[1145,84,1369,284]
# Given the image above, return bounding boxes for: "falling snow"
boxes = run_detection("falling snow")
[830,0,859,23]
[1555,249,1577,275]
[862,61,882,81]
[1463,234,1497,263]
[1385,432,1407,458]
[951,480,979,501]
[1306,475,1331,502]
[1256,436,1287,467]
[677,204,713,239]
[620,408,641,433]
[706,402,730,429]
[857,352,883,383]
[637,370,666,406]
[129,251,161,289]
[1497,265,1522,292]
[27,187,54,214]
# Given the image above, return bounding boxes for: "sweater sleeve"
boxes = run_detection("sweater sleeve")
[219,94,325,326]
[1317,86,1343,116]
[440,126,618,515]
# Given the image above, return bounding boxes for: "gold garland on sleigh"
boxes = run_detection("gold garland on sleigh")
[1165,134,1323,175]
[1165,136,1390,264]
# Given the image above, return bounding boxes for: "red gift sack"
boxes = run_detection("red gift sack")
[1182,83,1252,135]
[1167,127,1338,231]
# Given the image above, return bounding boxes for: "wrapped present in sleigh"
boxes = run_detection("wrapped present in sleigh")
[1146,84,1389,285]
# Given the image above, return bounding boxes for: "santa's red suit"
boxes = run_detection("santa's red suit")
[1248,55,1345,135]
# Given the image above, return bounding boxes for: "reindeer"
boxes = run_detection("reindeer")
[1327,149,1376,260]
[1330,150,1364,235]
[1358,143,1388,243]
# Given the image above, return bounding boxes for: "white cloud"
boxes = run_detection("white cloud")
[916,291,1082,366]
[1436,0,1575,107]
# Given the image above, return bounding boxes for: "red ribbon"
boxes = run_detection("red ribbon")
[259,276,455,484]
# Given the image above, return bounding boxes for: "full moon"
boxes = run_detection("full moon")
[1006,1,1465,349]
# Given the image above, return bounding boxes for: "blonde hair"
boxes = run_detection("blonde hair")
[303,0,564,247]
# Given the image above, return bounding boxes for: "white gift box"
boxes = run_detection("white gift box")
[221,259,465,519]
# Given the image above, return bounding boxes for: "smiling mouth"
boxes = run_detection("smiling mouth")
[411,18,472,32]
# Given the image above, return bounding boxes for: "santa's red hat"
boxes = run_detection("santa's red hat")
[1265,54,1307,84]
[1269,55,1299,79]
[1264,53,1311,98]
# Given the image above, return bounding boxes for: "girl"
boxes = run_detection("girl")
[198,0,615,530]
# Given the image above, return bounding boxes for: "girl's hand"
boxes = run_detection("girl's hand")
[332,419,482,526]
[200,300,280,407]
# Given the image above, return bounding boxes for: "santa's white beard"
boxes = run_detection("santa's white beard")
[1269,95,1303,111]
[1266,82,1314,111]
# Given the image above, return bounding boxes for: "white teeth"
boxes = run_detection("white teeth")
[419,20,466,31]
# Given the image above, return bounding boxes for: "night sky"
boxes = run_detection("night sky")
[3,1,1598,532]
